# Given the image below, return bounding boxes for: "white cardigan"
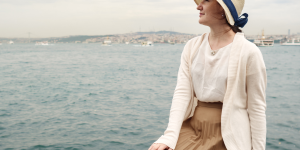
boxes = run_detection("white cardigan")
[154,32,267,150]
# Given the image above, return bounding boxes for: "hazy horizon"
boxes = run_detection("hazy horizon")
[1,0,299,38]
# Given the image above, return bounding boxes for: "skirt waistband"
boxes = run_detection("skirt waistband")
[197,100,223,109]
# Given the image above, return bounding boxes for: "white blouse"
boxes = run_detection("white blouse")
[191,34,232,102]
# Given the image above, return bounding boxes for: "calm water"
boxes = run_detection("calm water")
[0,43,299,150]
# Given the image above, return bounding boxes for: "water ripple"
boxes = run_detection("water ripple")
[0,44,299,149]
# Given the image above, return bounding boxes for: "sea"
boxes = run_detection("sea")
[0,43,299,150]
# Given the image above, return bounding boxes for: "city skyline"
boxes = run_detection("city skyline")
[1,0,299,38]
[1,30,295,44]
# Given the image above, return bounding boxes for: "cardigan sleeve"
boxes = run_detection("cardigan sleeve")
[153,39,194,149]
[246,45,267,150]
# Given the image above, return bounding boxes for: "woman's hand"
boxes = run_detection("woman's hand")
[148,143,173,150]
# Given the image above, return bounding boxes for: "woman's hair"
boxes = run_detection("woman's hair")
[227,22,242,33]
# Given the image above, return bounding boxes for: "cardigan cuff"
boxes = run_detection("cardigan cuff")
[153,135,176,150]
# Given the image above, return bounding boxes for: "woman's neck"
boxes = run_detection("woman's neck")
[208,25,236,50]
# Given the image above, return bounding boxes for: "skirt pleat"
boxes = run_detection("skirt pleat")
[175,100,227,150]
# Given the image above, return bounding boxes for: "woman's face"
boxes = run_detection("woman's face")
[197,0,225,26]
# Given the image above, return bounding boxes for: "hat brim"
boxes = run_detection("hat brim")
[194,0,235,26]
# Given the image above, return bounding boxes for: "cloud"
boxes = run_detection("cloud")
[0,0,61,5]
[0,0,299,37]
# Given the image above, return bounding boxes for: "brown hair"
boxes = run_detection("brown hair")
[228,22,242,33]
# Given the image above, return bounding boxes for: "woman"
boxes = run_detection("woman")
[148,0,267,150]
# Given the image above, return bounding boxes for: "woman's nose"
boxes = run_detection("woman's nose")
[197,4,203,10]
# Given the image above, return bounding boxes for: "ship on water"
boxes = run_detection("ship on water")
[169,39,175,45]
[102,37,112,46]
[254,30,274,47]
[141,41,153,46]
[9,40,14,44]
[281,38,300,46]
[35,41,49,45]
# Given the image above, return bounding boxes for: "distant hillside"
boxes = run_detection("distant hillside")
[135,30,187,35]
[0,31,191,43]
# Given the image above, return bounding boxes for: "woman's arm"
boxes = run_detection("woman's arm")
[246,46,267,150]
[151,39,195,150]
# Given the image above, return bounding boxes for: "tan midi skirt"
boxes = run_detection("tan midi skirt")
[175,100,227,150]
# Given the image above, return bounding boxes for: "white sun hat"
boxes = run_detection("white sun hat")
[194,0,248,28]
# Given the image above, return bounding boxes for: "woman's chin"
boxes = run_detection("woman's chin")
[198,19,205,25]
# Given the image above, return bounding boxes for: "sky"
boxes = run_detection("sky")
[1,0,299,38]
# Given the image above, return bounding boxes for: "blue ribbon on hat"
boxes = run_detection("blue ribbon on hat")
[222,0,248,28]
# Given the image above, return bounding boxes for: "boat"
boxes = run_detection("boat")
[141,41,153,46]
[102,37,112,46]
[253,30,274,47]
[169,39,175,45]
[254,39,274,47]
[281,38,300,46]
[125,42,129,44]
[0,42,2,45]
[35,41,49,45]
[9,40,14,44]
